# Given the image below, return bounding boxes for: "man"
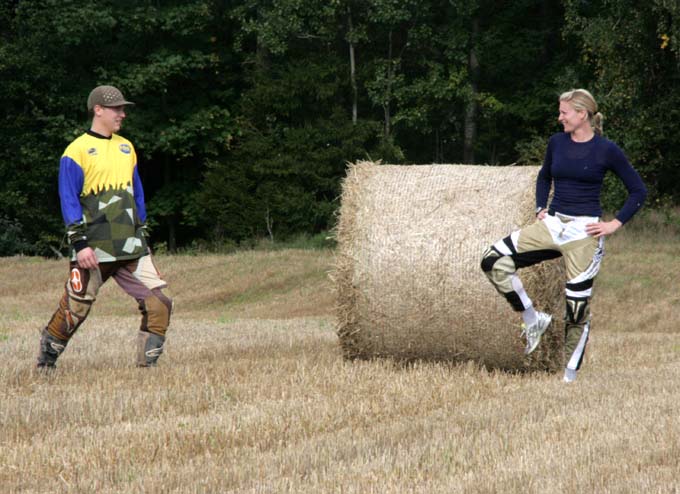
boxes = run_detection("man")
[37,85,172,369]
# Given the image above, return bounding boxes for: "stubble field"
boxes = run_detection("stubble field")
[1,222,680,493]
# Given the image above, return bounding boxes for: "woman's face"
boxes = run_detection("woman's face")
[558,100,588,134]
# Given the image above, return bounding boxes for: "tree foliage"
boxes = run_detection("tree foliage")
[564,0,680,203]
[0,1,676,255]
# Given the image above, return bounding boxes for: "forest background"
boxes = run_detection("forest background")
[1,0,679,256]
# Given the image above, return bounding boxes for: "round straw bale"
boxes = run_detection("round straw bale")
[333,161,565,372]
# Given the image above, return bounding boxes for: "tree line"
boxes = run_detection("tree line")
[1,0,679,255]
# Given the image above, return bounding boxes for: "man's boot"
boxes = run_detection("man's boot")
[136,331,165,367]
[37,328,68,368]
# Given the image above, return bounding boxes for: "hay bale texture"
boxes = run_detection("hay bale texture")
[334,161,565,371]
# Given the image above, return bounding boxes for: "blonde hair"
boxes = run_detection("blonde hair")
[559,88,604,135]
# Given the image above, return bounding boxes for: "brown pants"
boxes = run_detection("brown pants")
[45,254,172,342]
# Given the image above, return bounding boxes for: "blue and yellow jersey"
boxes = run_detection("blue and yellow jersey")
[59,131,148,262]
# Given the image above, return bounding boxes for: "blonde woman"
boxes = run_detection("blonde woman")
[481,89,646,382]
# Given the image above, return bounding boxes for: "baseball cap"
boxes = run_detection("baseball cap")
[87,85,134,111]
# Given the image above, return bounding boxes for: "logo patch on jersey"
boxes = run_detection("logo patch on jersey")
[87,147,98,156]
[70,268,84,293]
[119,143,131,154]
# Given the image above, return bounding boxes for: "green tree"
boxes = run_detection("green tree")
[3,0,676,256]
[0,0,241,253]
[563,0,680,203]
[0,0,88,255]
[94,1,240,250]
[201,0,379,242]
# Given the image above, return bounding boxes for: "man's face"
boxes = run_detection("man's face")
[95,105,127,134]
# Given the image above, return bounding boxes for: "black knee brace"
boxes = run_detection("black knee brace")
[480,246,502,273]
[566,296,590,325]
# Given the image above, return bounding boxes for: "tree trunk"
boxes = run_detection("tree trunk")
[463,16,479,164]
[255,5,270,72]
[164,156,176,252]
[539,0,552,65]
[347,7,358,125]
[159,87,177,252]
[265,206,274,242]
[434,128,443,163]
[384,29,393,139]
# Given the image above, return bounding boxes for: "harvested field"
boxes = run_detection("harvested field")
[2,229,680,493]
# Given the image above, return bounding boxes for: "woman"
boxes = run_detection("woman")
[480,89,646,382]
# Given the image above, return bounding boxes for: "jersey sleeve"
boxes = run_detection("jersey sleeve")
[59,155,84,225]
[58,155,91,252]
[607,143,647,224]
[132,164,147,224]
[535,137,554,210]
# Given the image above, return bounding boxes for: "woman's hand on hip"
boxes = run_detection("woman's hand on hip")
[586,219,622,237]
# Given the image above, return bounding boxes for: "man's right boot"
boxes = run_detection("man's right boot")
[37,328,68,368]
[136,331,165,367]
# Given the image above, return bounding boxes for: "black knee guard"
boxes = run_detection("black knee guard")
[481,246,525,311]
[480,246,502,273]
[566,296,590,325]
[37,328,68,368]
[565,298,591,371]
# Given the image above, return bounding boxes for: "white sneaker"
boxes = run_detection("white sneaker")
[520,312,552,355]
[563,368,577,383]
